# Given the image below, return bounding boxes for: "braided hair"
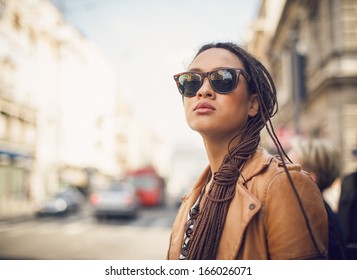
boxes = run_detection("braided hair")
[184,42,320,259]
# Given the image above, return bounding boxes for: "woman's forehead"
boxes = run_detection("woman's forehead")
[189,48,243,71]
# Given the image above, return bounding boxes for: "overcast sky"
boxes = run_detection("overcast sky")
[51,0,260,148]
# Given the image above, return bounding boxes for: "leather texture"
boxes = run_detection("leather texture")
[167,147,328,260]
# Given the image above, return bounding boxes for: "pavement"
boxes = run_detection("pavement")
[0,200,36,222]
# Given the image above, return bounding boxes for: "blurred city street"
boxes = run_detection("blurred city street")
[0,202,178,260]
[1,0,357,264]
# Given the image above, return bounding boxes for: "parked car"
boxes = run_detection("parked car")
[89,181,139,220]
[36,187,84,217]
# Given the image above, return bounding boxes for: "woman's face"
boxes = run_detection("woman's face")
[184,48,258,141]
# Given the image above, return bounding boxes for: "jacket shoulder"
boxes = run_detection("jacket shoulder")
[241,149,310,198]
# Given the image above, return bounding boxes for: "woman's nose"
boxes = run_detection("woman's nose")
[197,78,215,98]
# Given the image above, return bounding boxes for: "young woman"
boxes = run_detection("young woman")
[167,42,328,260]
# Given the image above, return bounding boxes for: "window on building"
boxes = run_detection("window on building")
[295,53,307,100]
[0,113,10,141]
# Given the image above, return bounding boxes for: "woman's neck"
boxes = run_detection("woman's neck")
[203,135,240,175]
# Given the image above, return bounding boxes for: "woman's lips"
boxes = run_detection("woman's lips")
[194,102,216,113]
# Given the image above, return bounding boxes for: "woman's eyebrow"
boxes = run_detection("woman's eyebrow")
[187,67,203,72]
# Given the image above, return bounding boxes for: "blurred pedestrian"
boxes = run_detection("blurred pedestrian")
[288,138,341,199]
[289,137,346,259]
[167,42,328,260]
[338,147,357,259]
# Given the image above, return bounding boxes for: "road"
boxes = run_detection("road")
[0,203,179,260]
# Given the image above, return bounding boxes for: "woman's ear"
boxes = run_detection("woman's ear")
[248,94,259,117]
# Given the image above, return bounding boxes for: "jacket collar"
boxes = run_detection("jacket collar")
[239,147,273,182]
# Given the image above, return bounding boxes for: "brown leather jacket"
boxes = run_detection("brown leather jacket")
[167,148,328,260]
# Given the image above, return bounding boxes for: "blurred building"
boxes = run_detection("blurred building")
[247,0,357,174]
[0,0,133,219]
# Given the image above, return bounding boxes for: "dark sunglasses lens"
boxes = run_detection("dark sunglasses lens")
[178,73,202,97]
[210,69,236,93]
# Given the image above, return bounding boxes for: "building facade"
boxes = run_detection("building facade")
[247,0,357,174]
[0,0,131,219]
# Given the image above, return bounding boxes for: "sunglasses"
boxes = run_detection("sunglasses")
[173,68,251,97]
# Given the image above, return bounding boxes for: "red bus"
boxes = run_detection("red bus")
[125,167,165,207]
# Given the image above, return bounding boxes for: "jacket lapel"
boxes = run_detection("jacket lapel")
[216,180,261,259]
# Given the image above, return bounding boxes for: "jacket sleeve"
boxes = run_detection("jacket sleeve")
[264,170,328,259]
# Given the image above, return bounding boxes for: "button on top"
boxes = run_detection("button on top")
[249,203,256,210]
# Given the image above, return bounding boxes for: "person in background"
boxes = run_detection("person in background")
[338,147,357,259]
[288,137,341,205]
[288,137,346,259]
[167,42,328,260]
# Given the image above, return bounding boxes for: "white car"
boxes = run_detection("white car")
[90,182,139,220]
